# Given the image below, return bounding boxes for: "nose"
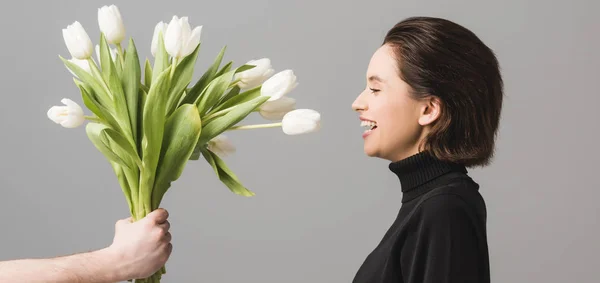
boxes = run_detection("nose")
[352,90,368,112]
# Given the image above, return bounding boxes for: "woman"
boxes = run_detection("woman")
[351,17,502,283]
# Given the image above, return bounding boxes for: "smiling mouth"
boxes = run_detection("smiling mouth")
[361,120,378,133]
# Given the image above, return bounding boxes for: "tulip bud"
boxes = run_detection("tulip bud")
[234,58,275,90]
[207,135,236,157]
[47,98,85,128]
[260,70,298,101]
[281,109,321,135]
[164,16,202,59]
[151,21,167,57]
[98,5,125,44]
[62,21,94,60]
[67,58,91,77]
[259,97,296,120]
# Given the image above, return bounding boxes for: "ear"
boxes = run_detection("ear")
[417,96,441,126]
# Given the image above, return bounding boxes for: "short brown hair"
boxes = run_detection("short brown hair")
[383,17,504,167]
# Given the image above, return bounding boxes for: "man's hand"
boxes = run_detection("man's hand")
[107,208,173,280]
[0,208,174,283]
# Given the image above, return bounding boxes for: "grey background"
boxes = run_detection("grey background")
[0,0,598,282]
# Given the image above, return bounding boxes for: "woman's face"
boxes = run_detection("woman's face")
[352,44,435,162]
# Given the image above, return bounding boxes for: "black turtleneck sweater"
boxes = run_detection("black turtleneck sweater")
[352,152,490,283]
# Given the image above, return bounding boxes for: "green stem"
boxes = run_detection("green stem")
[228,122,282,131]
[230,78,241,87]
[84,115,101,123]
[203,106,235,122]
[169,58,178,80]
[122,168,140,218]
[116,43,125,66]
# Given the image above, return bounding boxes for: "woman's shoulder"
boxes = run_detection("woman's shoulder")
[415,175,487,225]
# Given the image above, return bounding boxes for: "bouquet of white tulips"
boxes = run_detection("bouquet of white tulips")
[47,5,320,282]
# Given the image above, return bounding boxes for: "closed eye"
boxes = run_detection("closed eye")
[369,88,380,93]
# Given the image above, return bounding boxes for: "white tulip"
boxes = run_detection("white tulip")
[151,21,167,57]
[234,58,275,90]
[260,70,298,101]
[67,57,91,77]
[47,98,85,128]
[98,5,125,44]
[164,16,202,59]
[62,21,94,60]
[281,109,321,135]
[259,97,296,120]
[207,135,236,157]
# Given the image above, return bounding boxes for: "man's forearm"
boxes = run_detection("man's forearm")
[0,248,124,283]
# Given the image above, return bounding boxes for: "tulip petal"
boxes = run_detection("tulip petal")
[98,5,125,44]
[47,106,67,124]
[259,97,296,120]
[151,22,166,57]
[63,21,93,60]
[282,109,321,135]
[261,69,297,101]
[47,98,85,128]
[180,17,192,42]
[164,16,182,58]
[208,135,236,158]
[183,26,202,57]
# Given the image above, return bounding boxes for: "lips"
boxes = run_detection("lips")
[360,120,377,131]
[360,119,377,138]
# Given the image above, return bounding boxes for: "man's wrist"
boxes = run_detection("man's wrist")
[93,247,127,282]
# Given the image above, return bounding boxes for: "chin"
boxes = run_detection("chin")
[363,144,380,158]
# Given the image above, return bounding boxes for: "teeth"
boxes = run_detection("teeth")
[360,120,377,130]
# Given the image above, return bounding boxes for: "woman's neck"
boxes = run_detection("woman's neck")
[388,151,467,194]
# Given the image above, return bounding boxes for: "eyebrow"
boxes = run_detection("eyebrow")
[368,75,385,83]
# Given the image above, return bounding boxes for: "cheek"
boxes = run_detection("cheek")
[376,101,420,143]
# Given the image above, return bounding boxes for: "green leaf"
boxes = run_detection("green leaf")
[60,56,112,108]
[152,32,170,84]
[144,58,153,86]
[212,85,241,111]
[106,129,143,170]
[180,46,227,106]
[235,64,257,73]
[86,123,140,170]
[211,85,260,114]
[139,66,172,211]
[151,104,202,209]
[204,64,262,114]
[115,52,123,78]
[198,95,269,145]
[201,148,255,196]
[74,80,120,130]
[109,162,134,216]
[100,35,135,146]
[189,142,202,160]
[140,84,149,94]
[99,34,113,82]
[137,87,147,154]
[195,69,236,116]
[214,61,233,78]
[122,38,141,143]
[166,44,201,116]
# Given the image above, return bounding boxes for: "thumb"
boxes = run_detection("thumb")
[115,217,133,229]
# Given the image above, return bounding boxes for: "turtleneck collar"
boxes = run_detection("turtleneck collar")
[388,152,468,203]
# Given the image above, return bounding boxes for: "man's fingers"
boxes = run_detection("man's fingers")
[159,220,170,233]
[163,232,172,243]
[147,208,169,223]
[166,243,173,256]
